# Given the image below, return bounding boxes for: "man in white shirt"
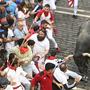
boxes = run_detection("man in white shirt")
[28,30,50,71]
[53,62,82,90]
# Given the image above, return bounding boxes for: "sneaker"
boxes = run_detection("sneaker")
[56,47,61,52]
[72,15,78,19]
[81,75,88,82]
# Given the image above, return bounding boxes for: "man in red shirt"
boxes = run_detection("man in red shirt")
[31,63,55,90]
[33,4,54,26]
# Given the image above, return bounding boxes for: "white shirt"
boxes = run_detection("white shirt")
[16,66,30,84]
[4,67,21,87]
[5,28,15,51]
[54,67,68,84]
[29,33,50,57]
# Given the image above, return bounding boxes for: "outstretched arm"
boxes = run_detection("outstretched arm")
[64,54,73,62]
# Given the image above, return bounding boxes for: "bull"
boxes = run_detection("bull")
[73,20,90,82]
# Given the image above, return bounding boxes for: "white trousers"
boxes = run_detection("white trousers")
[23,61,39,76]
[74,0,78,15]
[46,28,58,48]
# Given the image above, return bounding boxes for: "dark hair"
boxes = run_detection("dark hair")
[8,53,16,64]
[59,63,67,72]
[6,16,14,27]
[39,29,47,36]
[45,63,55,71]
[18,4,24,12]
[0,49,7,62]
[41,20,50,25]
[44,4,50,8]
[50,50,57,56]
[0,77,10,89]
[32,24,39,32]
[11,58,18,66]
[27,40,35,46]
[17,38,24,46]
[0,49,7,70]
[38,0,43,3]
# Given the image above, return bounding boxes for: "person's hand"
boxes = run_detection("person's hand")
[75,76,82,83]
[0,38,3,43]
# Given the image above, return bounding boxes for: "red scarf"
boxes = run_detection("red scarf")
[47,56,57,60]
[19,46,29,54]
[9,65,16,71]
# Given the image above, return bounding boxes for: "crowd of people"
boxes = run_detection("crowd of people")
[0,0,84,90]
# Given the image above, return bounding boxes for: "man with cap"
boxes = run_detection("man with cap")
[31,63,55,90]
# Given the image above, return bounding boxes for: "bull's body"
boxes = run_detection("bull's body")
[74,21,90,77]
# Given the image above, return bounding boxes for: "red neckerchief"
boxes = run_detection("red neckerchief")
[47,56,57,60]
[43,10,49,16]
[25,29,35,40]
[0,66,3,71]
[9,65,16,71]
[19,46,29,54]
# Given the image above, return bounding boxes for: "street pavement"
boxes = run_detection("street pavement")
[53,0,90,90]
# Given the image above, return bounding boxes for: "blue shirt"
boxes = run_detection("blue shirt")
[14,27,28,39]
[5,0,17,16]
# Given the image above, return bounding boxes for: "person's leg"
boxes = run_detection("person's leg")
[46,29,61,52]
[46,29,58,48]
[73,0,78,18]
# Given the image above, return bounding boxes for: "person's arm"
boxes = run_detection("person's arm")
[63,82,76,90]
[33,10,42,23]
[50,12,54,24]
[31,74,41,90]
[64,54,73,62]
[63,76,81,90]
[3,37,18,42]
[30,5,39,15]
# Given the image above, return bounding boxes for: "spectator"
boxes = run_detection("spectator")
[10,38,39,75]
[40,20,61,52]
[14,21,28,39]
[28,30,50,71]
[33,4,54,26]
[30,0,43,18]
